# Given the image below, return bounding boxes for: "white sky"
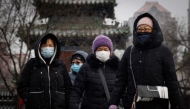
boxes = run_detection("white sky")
[114,0,189,22]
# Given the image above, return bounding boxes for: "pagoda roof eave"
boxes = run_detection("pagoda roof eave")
[38,0,115,5]
[29,27,129,38]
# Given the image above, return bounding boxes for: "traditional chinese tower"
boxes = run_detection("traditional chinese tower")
[23,0,130,70]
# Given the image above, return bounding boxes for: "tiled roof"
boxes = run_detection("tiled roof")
[30,27,129,37]
[137,1,170,13]
[40,0,115,5]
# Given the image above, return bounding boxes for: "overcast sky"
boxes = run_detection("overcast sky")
[114,0,189,22]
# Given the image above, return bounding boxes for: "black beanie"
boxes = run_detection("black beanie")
[71,54,85,63]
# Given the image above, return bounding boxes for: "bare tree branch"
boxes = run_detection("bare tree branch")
[0,69,13,95]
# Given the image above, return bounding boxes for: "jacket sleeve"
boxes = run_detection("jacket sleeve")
[17,58,34,103]
[69,64,87,109]
[109,48,130,106]
[60,61,72,109]
[162,47,182,109]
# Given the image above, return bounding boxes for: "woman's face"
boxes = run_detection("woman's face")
[95,46,111,62]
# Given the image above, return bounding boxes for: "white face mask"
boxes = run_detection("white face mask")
[95,51,110,62]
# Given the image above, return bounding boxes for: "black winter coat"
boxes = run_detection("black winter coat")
[109,13,182,109]
[69,53,119,109]
[17,33,72,109]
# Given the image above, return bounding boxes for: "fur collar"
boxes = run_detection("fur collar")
[86,53,119,70]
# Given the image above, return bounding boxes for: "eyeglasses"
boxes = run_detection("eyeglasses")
[137,25,152,33]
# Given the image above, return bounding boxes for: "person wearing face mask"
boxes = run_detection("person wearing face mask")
[17,33,72,109]
[69,35,119,109]
[109,13,182,109]
[69,50,88,85]
[69,51,88,109]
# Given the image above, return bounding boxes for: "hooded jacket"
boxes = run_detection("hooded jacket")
[69,53,119,109]
[109,13,182,109]
[17,33,72,109]
[69,50,88,85]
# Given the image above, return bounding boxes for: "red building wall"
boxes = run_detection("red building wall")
[59,51,75,73]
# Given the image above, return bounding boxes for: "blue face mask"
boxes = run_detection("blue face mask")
[71,64,82,73]
[137,34,150,43]
[41,47,54,58]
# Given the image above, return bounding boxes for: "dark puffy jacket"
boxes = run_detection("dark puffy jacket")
[17,33,72,109]
[109,13,182,109]
[69,53,119,109]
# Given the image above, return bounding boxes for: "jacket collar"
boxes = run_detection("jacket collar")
[86,53,119,70]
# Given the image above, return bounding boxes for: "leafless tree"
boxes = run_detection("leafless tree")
[162,17,190,108]
[0,0,40,108]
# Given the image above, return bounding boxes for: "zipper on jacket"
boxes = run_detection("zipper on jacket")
[47,65,51,108]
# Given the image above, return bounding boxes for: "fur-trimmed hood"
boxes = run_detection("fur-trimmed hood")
[86,53,119,70]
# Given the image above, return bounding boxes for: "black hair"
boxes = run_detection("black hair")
[40,36,56,47]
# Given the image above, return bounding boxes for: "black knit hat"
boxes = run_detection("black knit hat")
[71,54,85,63]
